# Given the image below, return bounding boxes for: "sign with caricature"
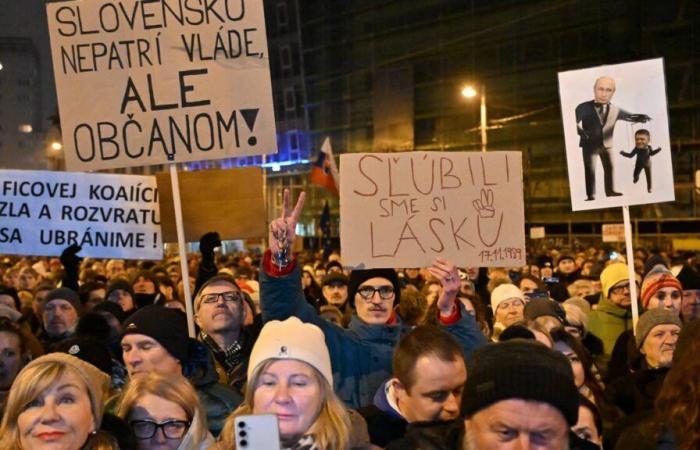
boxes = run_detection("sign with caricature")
[340,151,526,269]
[558,58,674,211]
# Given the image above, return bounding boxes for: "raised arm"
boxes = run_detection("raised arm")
[619,149,636,158]
[649,146,662,156]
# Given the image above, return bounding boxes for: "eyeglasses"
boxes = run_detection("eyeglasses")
[200,291,243,305]
[610,282,639,295]
[357,285,395,300]
[130,419,190,439]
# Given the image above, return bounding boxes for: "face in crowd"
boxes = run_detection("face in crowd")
[572,403,602,448]
[322,282,348,308]
[647,287,682,311]
[641,324,680,369]
[195,281,246,336]
[121,335,182,377]
[253,359,323,443]
[354,277,395,325]
[43,299,79,338]
[464,399,569,450]
[494,298,524,327]
[681,289,700,321]
[106,259,127,280]
[108,288,135,312]
[0,328,25,393]
[394,354,466,423]
[129,393,189,450]
[17,368,96,449]
[133,276,156,295]
[608,280,634,308]
[557,258,577,275]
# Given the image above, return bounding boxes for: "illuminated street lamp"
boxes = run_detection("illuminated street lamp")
[461,84,487,152]
[50,141,63,151]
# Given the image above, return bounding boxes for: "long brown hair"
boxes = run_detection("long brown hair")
[654,322,700,450]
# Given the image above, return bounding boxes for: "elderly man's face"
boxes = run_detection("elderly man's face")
[43,299,79,337]
[464,399,569,450]
[594,77,615,104]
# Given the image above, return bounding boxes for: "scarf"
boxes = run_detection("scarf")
[284,435,320,450]
[200,331,246,377]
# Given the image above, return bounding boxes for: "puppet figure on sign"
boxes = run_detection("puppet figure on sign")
[574,76,650,202]
[619,129,662,194]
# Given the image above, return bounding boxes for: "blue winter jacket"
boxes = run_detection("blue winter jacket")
[260,263,486,409]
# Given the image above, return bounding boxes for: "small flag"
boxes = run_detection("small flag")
[310,137,339,195]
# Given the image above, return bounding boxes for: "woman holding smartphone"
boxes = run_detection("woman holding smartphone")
[218,317,351,449]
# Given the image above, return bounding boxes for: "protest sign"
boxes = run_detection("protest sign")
[530,226,545,240]
[46,0,276,172]
[340,151,525,269]
[558,58,674,211]
[156,167,266,242]
[0,170,162,259]
[602,223,625,242]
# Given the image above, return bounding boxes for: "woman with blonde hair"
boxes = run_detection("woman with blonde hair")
[218,317,351,450]
[116,372,213,450]
[0,352,117,449]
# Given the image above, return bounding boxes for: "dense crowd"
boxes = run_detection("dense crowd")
[0,192,699,449]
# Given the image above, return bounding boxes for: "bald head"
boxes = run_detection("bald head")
[593,76,616,104]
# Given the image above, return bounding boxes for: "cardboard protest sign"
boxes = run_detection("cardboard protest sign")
[340,152,525,269]
[156,167,265,242]
[558,58,673,211]
[46,0,276,172]
[530,226,545,240]
[0,170,161,259]
[602,223,625,242]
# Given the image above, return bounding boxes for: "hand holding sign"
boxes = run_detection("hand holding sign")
[269,189,305,269]
[428,257,460,316]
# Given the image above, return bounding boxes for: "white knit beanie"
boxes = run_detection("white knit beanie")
[247,317,333,386]
[490,284,525,312]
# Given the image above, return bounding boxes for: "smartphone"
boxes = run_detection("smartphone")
[525,290,549,300]
[609,251,620,260]
[234,414,281,450]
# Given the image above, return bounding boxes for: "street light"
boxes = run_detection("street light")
[461,83,487,152]
[50,141,63,151]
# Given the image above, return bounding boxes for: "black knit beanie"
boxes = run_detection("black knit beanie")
[121,305,189,364]
[347,268,401,307]
[463,340,579,426]
[45,287,82,314]
[524,298,566,323]
[677,264,700,290]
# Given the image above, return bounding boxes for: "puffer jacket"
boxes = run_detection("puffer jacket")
[260,260,487,409]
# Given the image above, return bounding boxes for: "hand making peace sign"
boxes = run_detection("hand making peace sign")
[268,189,306,264]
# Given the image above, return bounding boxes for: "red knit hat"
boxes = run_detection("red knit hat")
[641,264,682,308]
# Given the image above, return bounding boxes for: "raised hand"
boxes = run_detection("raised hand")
[428,257,460,316]
[268,189,306,268]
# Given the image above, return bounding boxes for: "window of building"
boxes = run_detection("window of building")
[284,87,296,111]
[276,2,289,27]
[280,45,292,70]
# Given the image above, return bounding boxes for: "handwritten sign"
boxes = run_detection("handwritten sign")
[530,226,545,239]
[156,167,266,242]
[602,223,625,242]
[340,151,525,269]
[0,170,162,259]
[46,0,276,171]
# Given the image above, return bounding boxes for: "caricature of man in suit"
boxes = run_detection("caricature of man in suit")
[575,76,650,201]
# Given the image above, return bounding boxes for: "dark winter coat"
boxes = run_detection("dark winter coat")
[260,264,487,409]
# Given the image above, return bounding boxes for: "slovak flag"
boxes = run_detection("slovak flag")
[310,137,339,195]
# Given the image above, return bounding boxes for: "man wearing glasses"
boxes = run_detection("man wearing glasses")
[588,263,636,357]
[195,274,257,394]
[260,190,486,409]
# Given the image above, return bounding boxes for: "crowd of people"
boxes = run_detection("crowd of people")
[0,190,699,449]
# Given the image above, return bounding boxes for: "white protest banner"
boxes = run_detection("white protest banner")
[46,0,276,172]
[602,223,625,242]
[340,151,525,269]
[530,226,545,240]
[558,58,674,211]
[0,170,162,259]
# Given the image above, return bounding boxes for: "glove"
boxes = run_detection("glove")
[60,244,82,274]
[199,232,221,265]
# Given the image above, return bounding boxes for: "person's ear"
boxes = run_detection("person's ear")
[391,377,408,398]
